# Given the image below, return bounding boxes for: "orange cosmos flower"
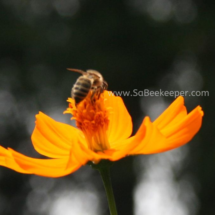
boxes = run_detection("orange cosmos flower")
[0,91,203,177]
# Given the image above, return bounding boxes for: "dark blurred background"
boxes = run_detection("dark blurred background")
[0,0,214,214]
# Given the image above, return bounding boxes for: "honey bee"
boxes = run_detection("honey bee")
[67,68,108,105]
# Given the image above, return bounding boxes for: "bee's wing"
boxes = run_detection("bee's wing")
[67,68,87,75]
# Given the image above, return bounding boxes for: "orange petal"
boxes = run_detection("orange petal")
[129,117,167,154]
[153,96,187,130]
[104,91,133,144]
[74,134,112,163]
[159,106,203,151]
[76,133,131,163]
[0,146,83,177]
[32,112,79,158]
[104,120,147,161]
[125,99,203,154]
[0,146,29,174]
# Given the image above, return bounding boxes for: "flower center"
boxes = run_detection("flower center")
[64,92,110,152]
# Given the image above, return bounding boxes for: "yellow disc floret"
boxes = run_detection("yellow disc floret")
[64,92,111,152]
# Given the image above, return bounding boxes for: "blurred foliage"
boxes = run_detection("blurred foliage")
[0,0,214,215]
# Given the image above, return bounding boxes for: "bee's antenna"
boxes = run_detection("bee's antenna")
[67,68,87,75]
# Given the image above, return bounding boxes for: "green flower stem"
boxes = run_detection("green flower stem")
[99,166,118,215]
[91,161,118,215]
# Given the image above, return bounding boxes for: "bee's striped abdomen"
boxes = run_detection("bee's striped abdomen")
[72,77,91,104]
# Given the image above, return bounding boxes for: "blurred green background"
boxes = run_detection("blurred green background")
[0,0,213,215]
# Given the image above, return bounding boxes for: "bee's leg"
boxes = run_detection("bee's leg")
[97,87,103,99]
[103,81,108,90]
[90,89,96,104]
